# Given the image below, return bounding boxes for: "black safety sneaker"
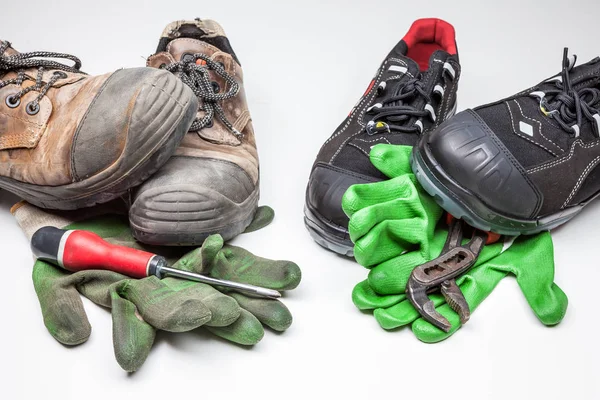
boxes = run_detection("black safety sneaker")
[305,18,460,256]
[413,48,600,236]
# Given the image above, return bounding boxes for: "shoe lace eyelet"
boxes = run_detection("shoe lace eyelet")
[211,81,220,93]
[5,95,20,108]
[159,63,167,69]
[53,71,68,79]
[26,102,40,116]
[205,119,214,128]
[182,53,195,63]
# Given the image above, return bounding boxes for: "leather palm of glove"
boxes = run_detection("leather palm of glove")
[13,202,301,372]
[342,144,568,343]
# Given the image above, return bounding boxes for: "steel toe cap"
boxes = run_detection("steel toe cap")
[71,68,196,181]
[426,110,541,219]
[306,163,379,229]
[129,155,257,240]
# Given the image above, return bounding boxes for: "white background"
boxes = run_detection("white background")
[2,0,600,399]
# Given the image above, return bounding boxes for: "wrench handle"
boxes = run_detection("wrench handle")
[31,227,158,279]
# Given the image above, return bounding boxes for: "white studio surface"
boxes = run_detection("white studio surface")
[1,0,599,399]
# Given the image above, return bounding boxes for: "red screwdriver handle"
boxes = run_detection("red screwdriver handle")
[31,227,158,279]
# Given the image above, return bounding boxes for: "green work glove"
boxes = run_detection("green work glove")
[342,144,568,342]
[13,202,301,372]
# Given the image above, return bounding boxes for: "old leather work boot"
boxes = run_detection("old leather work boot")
[129,19,260,245]
[0,40,198,210]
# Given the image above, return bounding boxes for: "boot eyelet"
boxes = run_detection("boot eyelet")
[182,53,195,63]
[211,81,220,93]
[5,95,20,108]
[217,62,225,69]
[26,102,40,115]
[53,71,68,79]
[159,63,167,69]
[205,120,214,128]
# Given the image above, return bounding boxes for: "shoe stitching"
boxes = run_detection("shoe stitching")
[562,155,600,208]
[507,101,558,157]
[349,142,371,157]
[527,140,600,173]
[329,61,388,163]
[513,98,562,154]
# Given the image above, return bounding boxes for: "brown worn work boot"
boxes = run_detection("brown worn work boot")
[129,19,260,245]
[0,40,198,210]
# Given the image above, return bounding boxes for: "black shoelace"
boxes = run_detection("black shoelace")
[366,76,432,134]
[164,54,241,136]
[0,40,84,115]
[541,48,600,137]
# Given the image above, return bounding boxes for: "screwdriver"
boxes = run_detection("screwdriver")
[30,227,281,299]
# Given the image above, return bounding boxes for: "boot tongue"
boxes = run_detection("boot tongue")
[384,54,421,83]
[155,19,236,63]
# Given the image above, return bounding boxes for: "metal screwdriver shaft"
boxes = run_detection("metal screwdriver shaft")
[158,266,281,299]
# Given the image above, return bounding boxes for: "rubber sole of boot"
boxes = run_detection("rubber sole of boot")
[304,205,354,257]
[0,75,197,210]
[411,138,584,236]
[130,187,260,246]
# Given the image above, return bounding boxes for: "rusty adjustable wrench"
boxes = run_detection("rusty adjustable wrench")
[406,216,500,332]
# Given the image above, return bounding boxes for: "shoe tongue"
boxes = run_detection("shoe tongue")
[156,20,229,62]
[384,55,421,82]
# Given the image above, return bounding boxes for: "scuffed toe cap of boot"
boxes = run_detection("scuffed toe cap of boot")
[426,110,542,219]
[71,68,196,181]
[129,156,259,245]
[306,163,378,229]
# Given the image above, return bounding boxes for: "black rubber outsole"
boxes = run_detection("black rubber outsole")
[411,140,583,236]
[304,205,354,257]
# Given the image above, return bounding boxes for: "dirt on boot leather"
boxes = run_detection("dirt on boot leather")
[129,19,260,246]
[0,41,198,210]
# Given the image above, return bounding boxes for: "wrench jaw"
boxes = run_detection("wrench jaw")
[405,218,494,333]
[441,280,470,326]
[406,277,452,333]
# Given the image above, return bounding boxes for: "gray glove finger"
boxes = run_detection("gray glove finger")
[205,308,264,346]
[230,293,293,332]
[110,290,156,373]
[32,261,92,346]
[114,277,212,333]
[243,206,275,233]
[161,278,241,328]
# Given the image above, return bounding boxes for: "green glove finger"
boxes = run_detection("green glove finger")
[243,206,275,233]
[230,293,293,332]
[353,218,434,267]
[172,235,301,291]
[161,278,242,327]
[342,175,421,221]
[33,260,127,346]
[32,261,92,346]
[368,144,413,178]
[205,308,265,346]
[487,233,568,326]
[213,245,302,291]
[113,277,212,333]
[348,189,440,243]
[109,289,156,373]
[367,251,432,294]
[352,280,405,310]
